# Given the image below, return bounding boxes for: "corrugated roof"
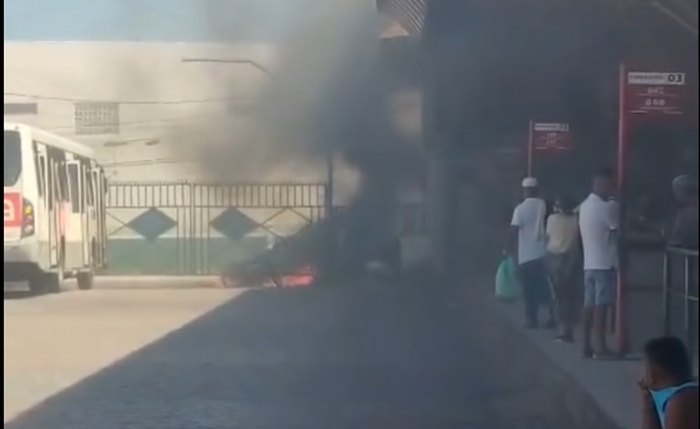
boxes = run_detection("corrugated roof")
[376,0,427,36]
[621,0,698,68]
[377,0,696,38]
[377,0,696,65]
[649,0,698,35]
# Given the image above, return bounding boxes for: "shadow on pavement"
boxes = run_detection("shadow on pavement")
[5,282,622,429]
[4,291,38,300]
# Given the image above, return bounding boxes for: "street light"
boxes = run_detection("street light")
[180,58,272,76]
[103,137,160,147]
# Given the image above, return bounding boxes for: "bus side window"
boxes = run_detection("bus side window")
[67,163,81,213]
[52,160,66,204]
[39,157,47,202]
[85,165,94,207]
[58,162,69,203]
[32,142,44,197]
[54,164,63,203]
[47,159,54,210]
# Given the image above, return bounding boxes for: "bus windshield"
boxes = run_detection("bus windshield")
[4,131,22,187]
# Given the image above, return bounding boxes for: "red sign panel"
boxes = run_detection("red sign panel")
[625,71,687,117]
[4,193,22,228]
[532,123,572,151]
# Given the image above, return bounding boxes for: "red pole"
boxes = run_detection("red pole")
[616,63,629,355]
[527,120,534,176]
[617,64,627,192]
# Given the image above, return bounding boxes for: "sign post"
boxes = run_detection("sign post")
[527,121,572,176]
[527,120,534,176]
[616,64,689,355]
[624,70,687,117]
[616,63,629,356]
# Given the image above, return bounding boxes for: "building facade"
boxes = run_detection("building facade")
[4,41,278,181]
[3,13,405,275]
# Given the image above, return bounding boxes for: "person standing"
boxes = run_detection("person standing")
[545,195,581,342]
[578,169,619,358]
[508,177,552,329]
[668,175,698,250]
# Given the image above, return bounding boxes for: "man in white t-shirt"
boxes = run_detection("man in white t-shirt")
[509,177,552,328]
[578,169,618,358]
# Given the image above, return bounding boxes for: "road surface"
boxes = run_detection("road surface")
[4,282,240,423]
[4,277,616,429]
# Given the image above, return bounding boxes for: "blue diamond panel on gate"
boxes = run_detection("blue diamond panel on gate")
[210,208,259,241]
[126,208,177,241]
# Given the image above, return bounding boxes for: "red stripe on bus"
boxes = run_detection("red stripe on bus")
[4,193,22,228]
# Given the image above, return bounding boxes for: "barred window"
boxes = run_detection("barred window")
[74,103,119,135]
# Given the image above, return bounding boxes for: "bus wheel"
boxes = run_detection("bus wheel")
[44,272,62,294]
[77,271,94,290]
[28,273,43,295]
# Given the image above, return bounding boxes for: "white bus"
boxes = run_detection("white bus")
[4,123,107,293]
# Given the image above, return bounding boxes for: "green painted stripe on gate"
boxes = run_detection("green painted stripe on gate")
[104,237,267,275]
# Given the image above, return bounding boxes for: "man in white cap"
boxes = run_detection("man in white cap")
[508,177,552,328]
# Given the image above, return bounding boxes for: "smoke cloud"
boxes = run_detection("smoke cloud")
[163,0,424,270]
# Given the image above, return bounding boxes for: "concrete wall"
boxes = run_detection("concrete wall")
[4,42,272,180]
[5,42,367,203]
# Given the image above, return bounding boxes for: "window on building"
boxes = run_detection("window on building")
[4,103,38,115]
[74,102,119,135]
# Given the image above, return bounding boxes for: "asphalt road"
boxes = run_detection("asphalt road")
[4,283,241,423]
[4,277,616,429]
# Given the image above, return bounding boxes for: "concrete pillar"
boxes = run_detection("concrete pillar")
[426,153,457,276]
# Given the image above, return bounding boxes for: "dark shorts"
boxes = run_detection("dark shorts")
[519,258,550,303]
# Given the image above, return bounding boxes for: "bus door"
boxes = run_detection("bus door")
[46,155,63,268]
[34,144,50,258]
[83,162,97,267]
[67,160,87,267]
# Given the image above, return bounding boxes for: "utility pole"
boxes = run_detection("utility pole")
[323,146,336,282]
[326,150,334,217]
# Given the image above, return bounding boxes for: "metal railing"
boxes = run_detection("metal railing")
[662,246,699,368]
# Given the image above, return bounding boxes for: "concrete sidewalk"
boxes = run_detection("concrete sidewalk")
[493,297,643,429]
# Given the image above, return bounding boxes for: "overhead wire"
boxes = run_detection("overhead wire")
[40,113,242,132]
[3,91,257,105]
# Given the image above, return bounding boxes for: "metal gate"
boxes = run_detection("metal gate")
[105,182,328,275]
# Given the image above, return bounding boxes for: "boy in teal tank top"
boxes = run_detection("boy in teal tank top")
[639,336,698,429]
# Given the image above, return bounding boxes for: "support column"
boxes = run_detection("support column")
[426,150,458,277]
